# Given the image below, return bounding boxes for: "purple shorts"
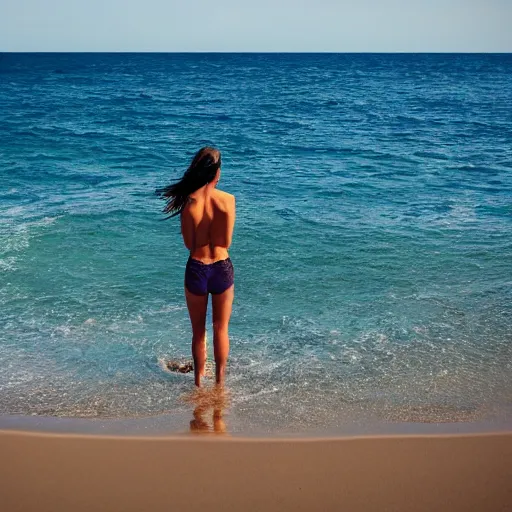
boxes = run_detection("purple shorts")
[185,257,234,296]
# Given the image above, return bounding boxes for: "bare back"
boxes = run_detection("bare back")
[181,187,235,263]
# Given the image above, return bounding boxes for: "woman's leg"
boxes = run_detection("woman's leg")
[211,285,234,386]
[185,287,208,387]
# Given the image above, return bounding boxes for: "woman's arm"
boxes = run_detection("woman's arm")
[224,195,236,248]
[180,203,195,250]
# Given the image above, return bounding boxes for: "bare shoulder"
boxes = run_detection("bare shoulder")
[214,189,235,209]
[182,196,195,212]
[215,189,235,201]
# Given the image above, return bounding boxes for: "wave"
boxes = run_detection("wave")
[446,164,500,174]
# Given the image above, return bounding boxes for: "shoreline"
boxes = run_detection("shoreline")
[1,429,511,511]
[2,411,512,438]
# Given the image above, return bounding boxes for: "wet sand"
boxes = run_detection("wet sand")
[1,430,511,511]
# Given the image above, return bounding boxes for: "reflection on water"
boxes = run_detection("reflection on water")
[182,386,230,435]
[190,406,227,434]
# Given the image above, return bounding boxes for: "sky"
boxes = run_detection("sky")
[1,0,511,52]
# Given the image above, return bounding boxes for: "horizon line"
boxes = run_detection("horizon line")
[2,50,511,54]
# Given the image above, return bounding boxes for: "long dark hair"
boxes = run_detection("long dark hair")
[157,147,221,218]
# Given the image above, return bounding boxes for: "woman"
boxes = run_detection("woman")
[158,147,235,387]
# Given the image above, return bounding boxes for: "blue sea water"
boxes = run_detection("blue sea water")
[1,53,511,434]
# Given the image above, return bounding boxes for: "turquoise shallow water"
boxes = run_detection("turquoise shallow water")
[1,53,511,433]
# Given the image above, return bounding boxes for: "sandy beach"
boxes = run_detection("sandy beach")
[1,429,511,512]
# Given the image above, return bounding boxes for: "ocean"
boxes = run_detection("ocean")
[1,53,511,434]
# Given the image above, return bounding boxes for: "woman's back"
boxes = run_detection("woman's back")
[182,187,235,263]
